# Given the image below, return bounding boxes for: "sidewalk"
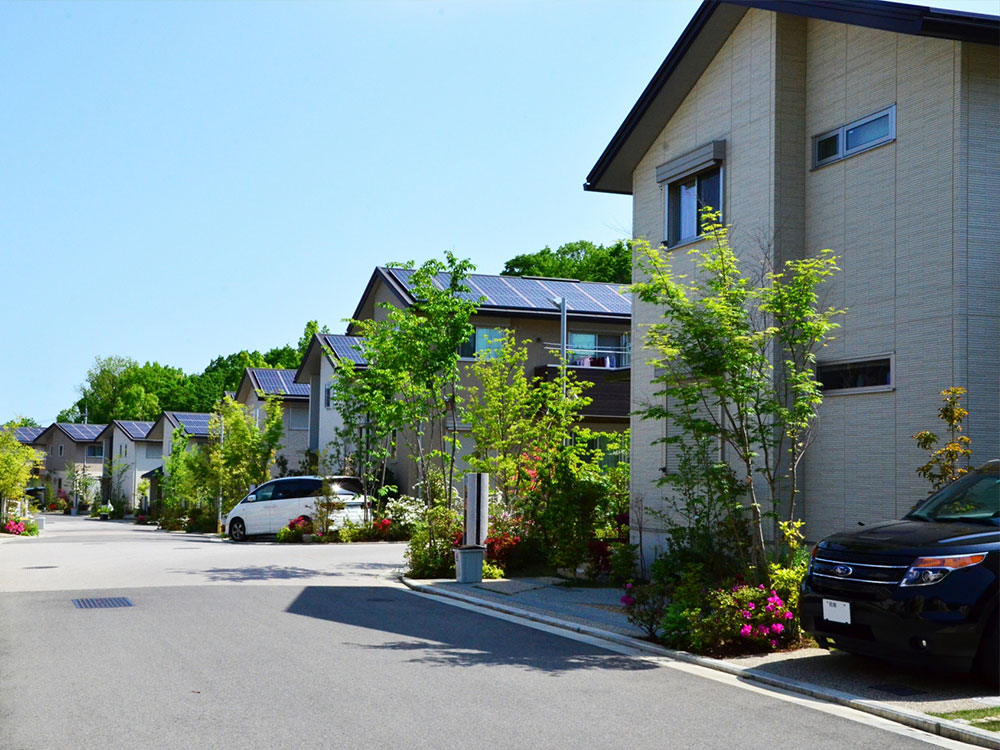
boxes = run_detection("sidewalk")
[401,575,1000,750]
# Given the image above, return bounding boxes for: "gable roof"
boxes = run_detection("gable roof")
[293,334,366,384]
[34,422,108,444]
[163,411,213,438]
[93,420,156,444]
[350,266,631,328]
[13,426,44,444]
[240,368,310,400]
[585,0,999,195]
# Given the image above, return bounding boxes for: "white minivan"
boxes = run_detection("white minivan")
[225,476,367,542]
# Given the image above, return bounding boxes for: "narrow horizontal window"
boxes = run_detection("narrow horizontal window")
[812,105,895,168]
[817,358,892,393]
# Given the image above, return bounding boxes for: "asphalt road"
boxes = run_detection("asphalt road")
[0,516,973,749]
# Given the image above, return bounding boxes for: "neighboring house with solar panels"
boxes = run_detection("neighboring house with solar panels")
[294,333,367,467]
[234,367,311,476]
[296,267,632,495]
[144,411,213,502]
[583,0,999,556]
[13,426,44,447]
[92,421,159,511]
[32,423,108,506]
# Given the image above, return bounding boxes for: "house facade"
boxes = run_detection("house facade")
[585,1,999,555]
[32,423,107,508]
[144,411,213,502]
[297,267,632,495]
[93,421,161,511]
[234,367,311,476]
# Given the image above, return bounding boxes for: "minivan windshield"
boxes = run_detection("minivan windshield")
[906,462,999,525]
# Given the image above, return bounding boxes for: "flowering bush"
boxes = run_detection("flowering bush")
[3,519,39,536]
[620,581,670,637]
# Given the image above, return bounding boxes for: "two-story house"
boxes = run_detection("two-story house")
[233,367,311,476]
[143,411,213,502]
[296,266,632,494]
[92,420,161,511]
[585,0,999,556]
[32,423,107,509]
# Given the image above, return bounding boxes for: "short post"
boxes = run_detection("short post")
[455,473,489,583]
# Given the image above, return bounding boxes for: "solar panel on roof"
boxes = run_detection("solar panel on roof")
[252,368,309,397]
[580,283,631,314]
[171,413,212,436]
[61,423,106,441]
[504,278,565,310]
[535,279,607,313]
[467,276,531,308]
[325,335,367,365]
[118,421,154,440]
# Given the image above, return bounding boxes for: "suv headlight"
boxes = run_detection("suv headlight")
[900,553,986,586]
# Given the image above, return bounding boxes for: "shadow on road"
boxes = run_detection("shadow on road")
[181,562,400,582]
[285,585,659,676]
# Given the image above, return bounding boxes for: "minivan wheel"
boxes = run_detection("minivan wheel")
[229,518,247,543]
[975,611,999,686]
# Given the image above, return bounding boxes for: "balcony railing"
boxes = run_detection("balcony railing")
[542,343,630,369]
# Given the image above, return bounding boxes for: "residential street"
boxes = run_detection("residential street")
[0,516,977,749]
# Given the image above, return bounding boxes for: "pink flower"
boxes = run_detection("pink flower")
[759,584,766,590]
[740,624,752,637]
[743,611,752,619]
[747,602,755,610]
[625,583,632,590]
[620,595,635,607]
[765,604,774,613]
[771,623,784,634]
[770,639,779,648]
[758,625,769,635]
[784,611,794,620]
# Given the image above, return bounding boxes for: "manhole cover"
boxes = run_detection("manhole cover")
[72,597,133,609]
[870,683,925,696]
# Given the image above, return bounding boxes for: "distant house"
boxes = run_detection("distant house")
[13,426,44,446]
[234,367,311,476]
[297,266,632,494]
[92,420,160,511]
[32,423,107,509]
[294,333,367,466]
[584,0,1000,551]
[144,412,213,502]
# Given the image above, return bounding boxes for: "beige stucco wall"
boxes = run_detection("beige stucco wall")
[628,9,999,557]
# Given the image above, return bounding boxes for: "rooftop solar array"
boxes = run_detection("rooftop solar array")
[249,368,310,398]
[59,423,107,442]
[385,267,630,316]
[167,412,213,437]
[322,334,368,365]
[13,426,44,443]
[117,421,155,441]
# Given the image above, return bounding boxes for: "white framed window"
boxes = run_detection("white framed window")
[657,140,725,248]
[813,105,896,168]
[145,443,162,459]
[289,407,309,431]
[458,327,504,360]
[817,355,893,395]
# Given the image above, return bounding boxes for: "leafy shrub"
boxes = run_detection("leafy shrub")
[276,515,312,543]
[620,581,669,638]
[47,498,67,512]
[405,503,462,578]
[608,542,638,587]
[3,518,38,536]
[482,561,505,579]
[276,526,298,544]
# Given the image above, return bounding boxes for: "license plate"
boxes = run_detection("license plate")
[822,598,851,624]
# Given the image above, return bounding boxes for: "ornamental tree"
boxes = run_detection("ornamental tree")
[631,212,842,580]
[0,429,43,520]
[912,387,973,492]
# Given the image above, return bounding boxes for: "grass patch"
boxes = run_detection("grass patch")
[928,706,1000,732]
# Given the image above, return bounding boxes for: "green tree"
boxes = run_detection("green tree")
[297,320,331,359]
[204,395,285,517]
[502,240,631,283]
[913,387,973,492]
[631,213,843,581]
[350,252,479,507]
[462,330,591,510]
[64,460,98,513]
[0,429,43,519]
[3,416,40,429]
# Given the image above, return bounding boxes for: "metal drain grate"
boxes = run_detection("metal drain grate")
[72,597,133,609]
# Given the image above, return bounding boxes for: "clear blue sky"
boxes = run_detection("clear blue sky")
[0,0,993,425]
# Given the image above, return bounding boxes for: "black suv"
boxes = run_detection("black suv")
[801,460,999,680]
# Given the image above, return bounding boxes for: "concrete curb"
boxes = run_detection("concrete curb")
[401,577,1000,750]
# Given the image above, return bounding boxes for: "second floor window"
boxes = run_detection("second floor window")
[568,332,630,368]
[459,327,504,360]
[86,444,103,460]
[666,167,721,247]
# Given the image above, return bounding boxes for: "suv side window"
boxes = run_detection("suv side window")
[272,479,305,500]
[303,478,323,497]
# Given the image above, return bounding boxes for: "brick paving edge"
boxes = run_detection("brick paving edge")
[400,577,999,750]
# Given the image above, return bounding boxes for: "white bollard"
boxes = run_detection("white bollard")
[455,473,489,583]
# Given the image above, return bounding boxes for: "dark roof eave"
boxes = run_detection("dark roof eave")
[585,0,999,195]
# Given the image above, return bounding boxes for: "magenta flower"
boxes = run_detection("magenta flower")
[620,595,635,607]
[784,611,794,620]
[758,625,769,635]
[771,623,784,634]
[740,624,752,637]
[743,610,752,619]
[770,639,779,648]
[747,602,755,610]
